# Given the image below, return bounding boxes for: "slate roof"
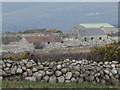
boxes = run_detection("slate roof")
[78,28,107,36]
[79,23,114,28]
[25,36,63,43]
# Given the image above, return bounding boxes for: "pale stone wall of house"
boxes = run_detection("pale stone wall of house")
[77,34,113,45]
[17,37,34,51]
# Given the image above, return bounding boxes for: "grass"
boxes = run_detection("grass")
[2,81,119,88]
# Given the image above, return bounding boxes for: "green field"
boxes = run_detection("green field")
[2,81,119,88]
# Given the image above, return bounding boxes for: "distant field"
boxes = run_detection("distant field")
[28,52,90,62]
[2,81,119,88]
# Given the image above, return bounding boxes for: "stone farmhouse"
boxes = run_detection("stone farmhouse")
[72,23,118,35]
[18,36,64,50]
[72,23,118,45]
[77,28,111,45]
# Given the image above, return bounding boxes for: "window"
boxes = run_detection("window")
[48,42,50,44]
[91,37,94,40]
[99,37,102,40]
[84,37,87,41]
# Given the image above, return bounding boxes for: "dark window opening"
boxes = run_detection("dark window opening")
[99,37,102,40]
[61,42,63,43]
[33,43,36,45]
[48,42,50,44]
[84,37,87,41]
[91,37,94,40]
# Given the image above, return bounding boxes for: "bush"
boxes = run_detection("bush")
[17,53,28,60]
[3,53,28,61]
[5,56,17,61]
[87,42,120,63]
[45,29,62,33]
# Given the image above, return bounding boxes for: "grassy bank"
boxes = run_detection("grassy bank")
[2,81,119,88]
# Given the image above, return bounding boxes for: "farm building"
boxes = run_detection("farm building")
[72,23,117,35]
[73,28,112,45]
[18,36,64,50]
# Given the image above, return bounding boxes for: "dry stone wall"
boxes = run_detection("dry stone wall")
[0,59,120,85]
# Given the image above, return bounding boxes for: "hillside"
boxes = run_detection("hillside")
[5,29,62,34]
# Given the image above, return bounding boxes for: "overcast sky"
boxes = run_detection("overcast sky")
[2,2,118,33]
[2,0,120,2]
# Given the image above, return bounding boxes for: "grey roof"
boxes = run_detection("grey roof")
[78,28,107,36]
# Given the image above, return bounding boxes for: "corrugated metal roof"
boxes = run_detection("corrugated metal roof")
[79,23,114,28]
[78,28,107,36]
[25,36,63,43]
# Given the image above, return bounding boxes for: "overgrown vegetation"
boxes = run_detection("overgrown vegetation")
[2,52,89,62]
[4,29,62,35]
[5,56,17,61]
[3,53,28,61]
[45,29,62,33]
[87,42,120,63]
[5,29,44,34]
[2,41,120,63]
[29,53,89,62]
[2,81,119,88]
[23,30,43,34]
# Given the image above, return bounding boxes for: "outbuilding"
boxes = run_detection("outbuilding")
[18,36,64,50]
